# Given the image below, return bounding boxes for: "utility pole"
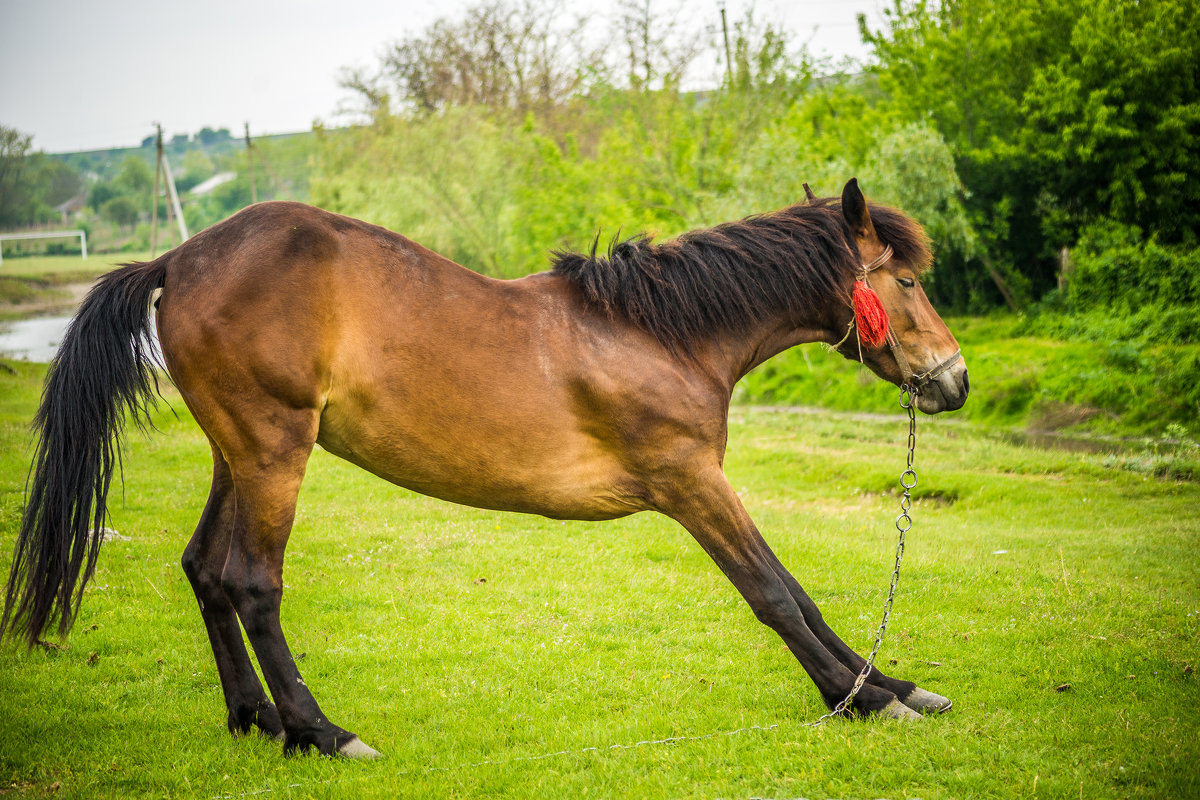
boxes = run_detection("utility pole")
[150,123,188,257]
[161,147,188,244]
[245,122,258,204]
[150,124,162,257]
[720,2,733,84]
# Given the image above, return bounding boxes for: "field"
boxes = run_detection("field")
[0,356,1197,799]
[0,253,153,318]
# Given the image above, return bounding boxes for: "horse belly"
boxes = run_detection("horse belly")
[315,401,644,521]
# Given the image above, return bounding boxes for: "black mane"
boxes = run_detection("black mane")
[551,198,932,354]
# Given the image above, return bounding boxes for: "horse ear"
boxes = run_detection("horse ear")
[841,178,878,243]
[803,183,817,203]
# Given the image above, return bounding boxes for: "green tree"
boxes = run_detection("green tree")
[1021,0,1200,244]
[0,126,41,226]
[100,195,139,228]
[861,0,1200,309]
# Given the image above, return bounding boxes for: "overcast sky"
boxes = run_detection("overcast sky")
[1,0,882,154]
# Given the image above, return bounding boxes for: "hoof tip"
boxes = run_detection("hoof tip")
[880,698,922,720]
[903,687,953,715]
[338,736,381,759]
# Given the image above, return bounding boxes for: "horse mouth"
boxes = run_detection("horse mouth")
[914,366,969,414]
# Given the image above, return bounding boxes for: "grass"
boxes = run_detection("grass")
[740,314,1200,441]
[0,253,151,314]
[0,360,1196,799]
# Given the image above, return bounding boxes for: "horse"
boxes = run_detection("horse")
[2,178,968,758]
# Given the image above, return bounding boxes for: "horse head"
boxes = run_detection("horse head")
[837,179,969,414]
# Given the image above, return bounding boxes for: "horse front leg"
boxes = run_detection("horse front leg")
[766,561,952,714]
[660,466,919,720]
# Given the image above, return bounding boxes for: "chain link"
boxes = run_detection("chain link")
[812,384,917,724]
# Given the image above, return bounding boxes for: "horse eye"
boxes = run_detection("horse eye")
[898,277,915,289]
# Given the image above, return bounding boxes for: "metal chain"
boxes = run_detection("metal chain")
[811,384,917,724]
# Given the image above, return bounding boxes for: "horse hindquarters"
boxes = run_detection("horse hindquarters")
[168,362,378,756]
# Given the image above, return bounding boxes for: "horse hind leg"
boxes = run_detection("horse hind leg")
[767,560,952,714]
[217,410,378,758]
[181,445,284,738]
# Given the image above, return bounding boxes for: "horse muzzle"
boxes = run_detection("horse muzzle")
[911,350,969,414]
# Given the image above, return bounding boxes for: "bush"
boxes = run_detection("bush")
[1068,222,1200,310]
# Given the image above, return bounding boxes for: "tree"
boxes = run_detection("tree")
[616,0,702,92]
[0,125,38,226]
[342,0,604,115]
[1021,0,1200,244]
[100,195,139,228]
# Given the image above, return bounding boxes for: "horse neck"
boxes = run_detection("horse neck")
[706,306,848,391]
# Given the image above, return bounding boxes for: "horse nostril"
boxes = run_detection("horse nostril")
[962,369,970,394]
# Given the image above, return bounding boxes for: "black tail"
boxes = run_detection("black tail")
[2,258,167,647]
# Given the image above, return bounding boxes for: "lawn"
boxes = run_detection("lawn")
[0,359,1197,799]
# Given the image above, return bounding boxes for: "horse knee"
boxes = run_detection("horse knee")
[747,584,797,631]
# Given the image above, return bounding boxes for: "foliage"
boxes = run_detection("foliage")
[342,0,604,116]
[1065,222,1200,313]
[0,125,85,228]
[1020,0,1200,244]
[861,0,1200,311]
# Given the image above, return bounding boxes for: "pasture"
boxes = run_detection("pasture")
[0,358,1196,798]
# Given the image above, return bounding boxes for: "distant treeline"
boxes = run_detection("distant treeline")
[0,125,312,254]
[314,0,1199,318]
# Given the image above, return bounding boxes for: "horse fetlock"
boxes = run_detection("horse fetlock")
[226,699,283,738]
[843,684,903,718]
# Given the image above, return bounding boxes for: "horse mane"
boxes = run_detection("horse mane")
[551,198,932,354]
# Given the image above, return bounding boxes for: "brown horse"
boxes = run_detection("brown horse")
[3,179,967,757]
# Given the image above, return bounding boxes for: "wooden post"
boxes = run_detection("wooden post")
[720,3,733,83]
[150,124,162,257]
[160,150,188,243]
[245,122,258,204]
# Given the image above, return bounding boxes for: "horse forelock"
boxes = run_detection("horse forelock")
[551,199,931,354]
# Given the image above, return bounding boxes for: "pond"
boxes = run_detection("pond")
[0,314,73,362]
[0,314,160,363]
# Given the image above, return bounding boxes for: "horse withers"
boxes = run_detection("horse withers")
[2,179,968,757]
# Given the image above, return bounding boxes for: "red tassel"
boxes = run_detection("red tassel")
[852,280,889,348]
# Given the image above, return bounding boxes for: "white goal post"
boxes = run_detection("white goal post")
[0,230,88,265]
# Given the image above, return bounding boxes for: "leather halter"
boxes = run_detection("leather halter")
[857,245,963,395]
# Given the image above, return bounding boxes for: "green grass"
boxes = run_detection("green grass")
[0,253,150,311]
[0,361,1197,798]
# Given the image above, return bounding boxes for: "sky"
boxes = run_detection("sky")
[0,0,882,154]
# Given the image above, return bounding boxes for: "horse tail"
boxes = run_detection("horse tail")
[2,258,167,647]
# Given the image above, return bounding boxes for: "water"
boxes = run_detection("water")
[0,314,73,362]
[0,314,160,362]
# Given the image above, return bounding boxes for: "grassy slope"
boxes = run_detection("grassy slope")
[0,361,1196,799]
[741,315,1200,441]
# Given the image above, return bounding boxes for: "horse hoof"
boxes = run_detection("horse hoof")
[879,698,922,720]
[902,686,953,715]
[337,736,381,759]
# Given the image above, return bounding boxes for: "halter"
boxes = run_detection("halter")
[845,244,963,395]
